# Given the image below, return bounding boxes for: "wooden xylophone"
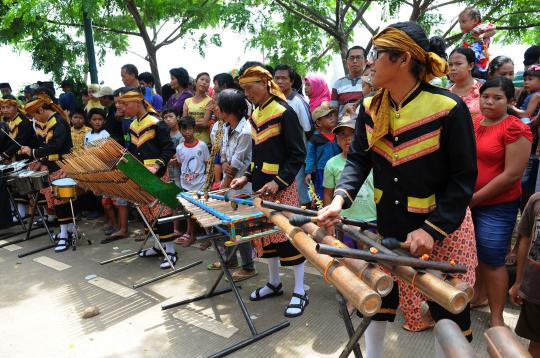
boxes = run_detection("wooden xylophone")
[57,138,180,208]
[178,192,279,245]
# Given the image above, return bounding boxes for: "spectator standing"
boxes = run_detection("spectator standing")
[138,72,164,112]
[331,46,365,116]
[167,67,193,115]
[183,72,212,144]
[304,75,331,113]
[449,47,482,121]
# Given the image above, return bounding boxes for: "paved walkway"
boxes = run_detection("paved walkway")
[0,218,526,357]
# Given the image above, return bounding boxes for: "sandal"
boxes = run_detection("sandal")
[174,233,191,245]
[55,238,70,253]
[100,233,128,245]
[284,292,309,318]
[139,247,161,258]
[402,321,435,332]
[207,261,240,270]
[232,269,257,282]
[250,282,283,301]
[160,252,178,269]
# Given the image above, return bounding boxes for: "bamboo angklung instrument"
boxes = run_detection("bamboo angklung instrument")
[433,319,477,358]
[340,226,470,314]
[253,198,382,316]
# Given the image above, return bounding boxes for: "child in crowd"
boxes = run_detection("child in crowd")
[305,102,340,199]
[84,84,105,113]
[459,6,496,78]
[70,109,90,151]
[162,108,183,189]
[512,65,540,122]
[322,116,376,247]
[175,116,209,246]
[509,193,540,357]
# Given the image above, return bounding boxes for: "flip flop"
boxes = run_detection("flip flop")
[471,300,489,309]
[402,321,435,332]
[174,233,191,245]
[100,233,128,244]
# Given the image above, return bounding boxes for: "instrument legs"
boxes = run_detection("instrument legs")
[6,185,26,231]
[99,204,202,288]
[338,313,372,358]
[337,292,364,358]
[17,192,56,258]
[161,233,290,358]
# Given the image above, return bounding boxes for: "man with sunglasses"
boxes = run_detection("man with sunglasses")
[331,46,366,116]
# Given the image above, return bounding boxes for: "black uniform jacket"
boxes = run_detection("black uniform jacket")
[128,112,175,178]
[245,96,306,192]
[335,83,477,241]
[33,113,73,172]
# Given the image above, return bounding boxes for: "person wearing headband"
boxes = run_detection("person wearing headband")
[0,95,37,221]
[231,66,309,317]
[20,94,74,252]
[116,87,177,269]
[318,22,478,357]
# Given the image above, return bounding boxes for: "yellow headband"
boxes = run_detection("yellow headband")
[24,94,67,120]
[367,27,448,148]
[117,91,158,113]
[239,66,286,101]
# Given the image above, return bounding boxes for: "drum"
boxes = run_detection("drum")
[30,171,49,191]
[51,178,78,199]
[8,170,35,195]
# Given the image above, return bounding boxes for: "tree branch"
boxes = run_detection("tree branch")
[427,0,462,11]
[43,18,140,36]
[496,23,540,31]
[279,0,336,30]
[273,0,338,37]
[491,10,540,22]
[342,0,354,22]
[345,1,370,35]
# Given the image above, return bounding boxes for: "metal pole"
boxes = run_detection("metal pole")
[83,8,98,84]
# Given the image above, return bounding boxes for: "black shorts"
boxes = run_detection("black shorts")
[516,300,540,342]
[358,284,473,341]
[261,240,305,266]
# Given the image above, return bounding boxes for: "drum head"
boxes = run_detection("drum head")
[52,178,77,187]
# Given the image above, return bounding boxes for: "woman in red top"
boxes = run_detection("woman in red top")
[471,76,532,327]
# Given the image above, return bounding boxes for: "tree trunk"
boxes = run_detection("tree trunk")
[338,37,349,75]
[125,0,162,91]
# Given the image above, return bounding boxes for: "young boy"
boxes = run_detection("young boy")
[322,116,376,247]
[84,108,110,146]
[459,6,496,78]
[509,193,540,357]
[305,102,340,199]
[70,109,91,152]
[176,116,209,246]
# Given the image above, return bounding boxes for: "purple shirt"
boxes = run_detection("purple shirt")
[166,90,193,114]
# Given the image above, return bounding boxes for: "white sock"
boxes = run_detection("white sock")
[47,214,57,222]
[67,223,74,233]
[165,242,175,254]
[286,263,307,315]
[17,204,26,218]
[250,257,281,299]
[59,224,69,238]
[365,321,386,358]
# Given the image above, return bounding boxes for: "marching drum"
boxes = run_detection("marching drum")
[51,178,78,199]
[29,171,49,192]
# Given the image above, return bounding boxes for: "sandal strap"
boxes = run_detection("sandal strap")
[266,282,283,293]
[292,292,308,301]
[286,304,304,309]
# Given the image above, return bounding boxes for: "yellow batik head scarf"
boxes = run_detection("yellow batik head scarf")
[116,90,158,114]
[24,93,67,121]
[239,66,286,101]
[367,26,448,148]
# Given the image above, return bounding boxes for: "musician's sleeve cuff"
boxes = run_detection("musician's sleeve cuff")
[273,176,289,189]
[334,188,354,209]
[421,220,448,241]
[155,159,165,168]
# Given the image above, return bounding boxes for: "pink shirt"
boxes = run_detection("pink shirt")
[451,80,481,121]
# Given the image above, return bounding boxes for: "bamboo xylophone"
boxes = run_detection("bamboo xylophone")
[57,138,155,205]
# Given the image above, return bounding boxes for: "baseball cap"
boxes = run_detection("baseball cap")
[312,102,335,121]
[333,116,356,133]
[93,86,114,98]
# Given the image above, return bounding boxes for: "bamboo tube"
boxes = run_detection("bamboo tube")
[254,198,381,316]
[434,319,477,358]
[427,270,474,302]
[291,220,393,296]
[485,326,532,358]
[359,229,469,314]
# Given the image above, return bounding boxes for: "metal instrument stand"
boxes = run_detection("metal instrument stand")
[162,234,290,358]
[68,197,90,251]
[17,191,56,258]
[336,292,375,358]
[99,205,202,288]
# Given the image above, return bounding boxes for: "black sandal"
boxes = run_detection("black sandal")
[284,292,309,317]
[138,247,162,257]
[54,238,70,253]
[160,252,177,269]
[249,282,283,301]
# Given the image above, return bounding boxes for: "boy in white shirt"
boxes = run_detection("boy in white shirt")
[176,116,209,246]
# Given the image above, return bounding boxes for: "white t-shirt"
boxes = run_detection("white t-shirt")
[287,93,312,133]
[84,129,110,147]
[176,139,210,192]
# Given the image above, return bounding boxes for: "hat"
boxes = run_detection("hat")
[524,46,540,66]
[93,86,114,98]
[333,116,356,133]
[312,102,334,121]
[0,83,11,90]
